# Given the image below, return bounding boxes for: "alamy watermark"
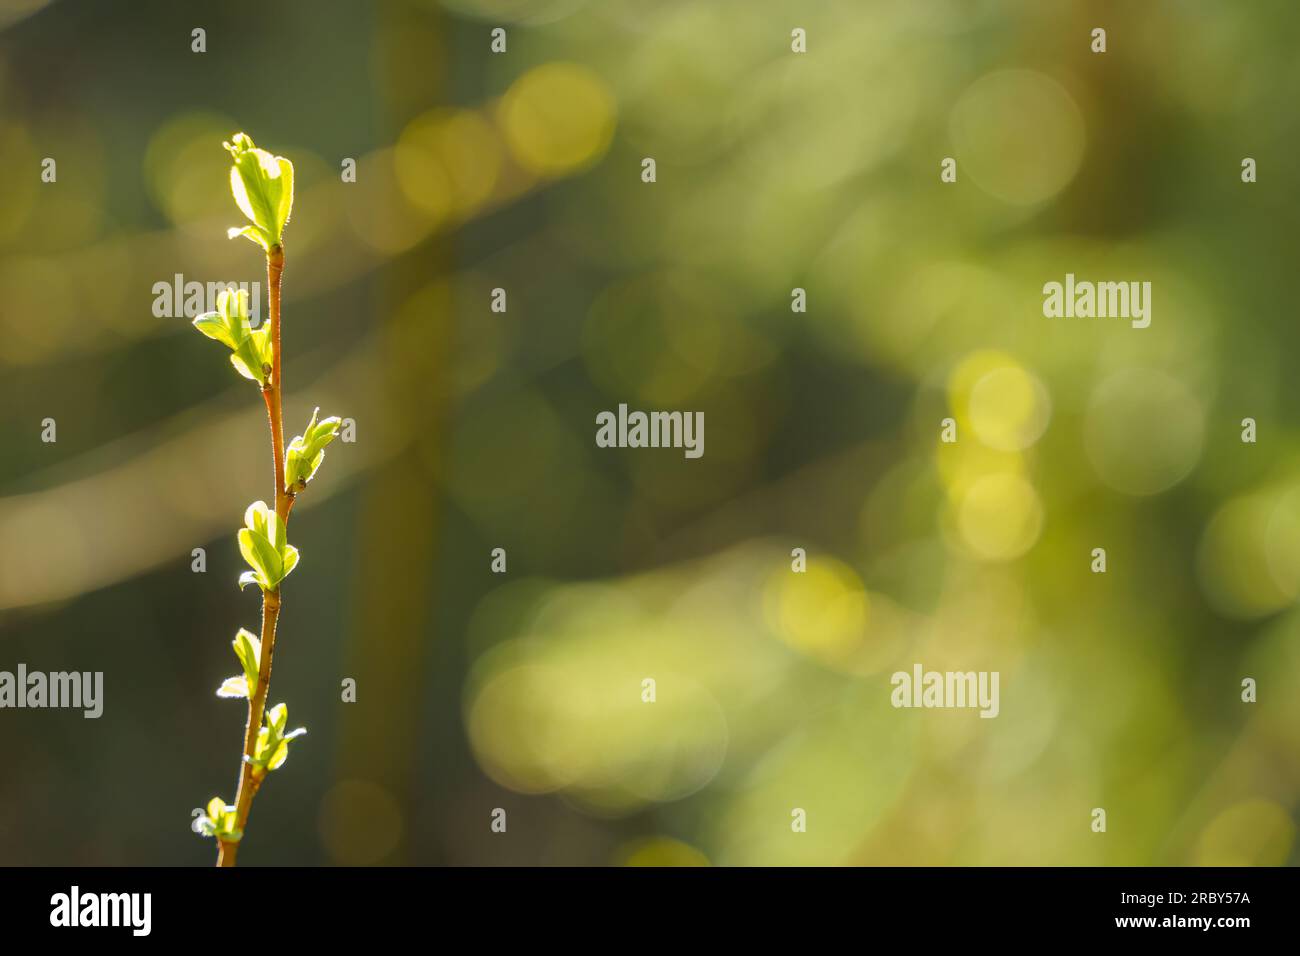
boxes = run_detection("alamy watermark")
[890,663,999,718]
[595,403,704,459]
[0,664,103,718]
[152,274,264,325]
[1043,273,1150,329]
[50,886,150,936]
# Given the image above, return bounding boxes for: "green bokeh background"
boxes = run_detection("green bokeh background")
[0,0,1298,865]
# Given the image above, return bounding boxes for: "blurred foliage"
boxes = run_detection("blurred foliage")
[0,0,1298,865]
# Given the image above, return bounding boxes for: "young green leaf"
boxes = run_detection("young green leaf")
[215,628,261,699]
[285,407,342,491]
[192,796,243,841]
[237,501,300,592]
[224,132,294,251]
[267,702,288,735]
[192,288,272,385]
[251,702,307,773]
[232,627,261,695]
[217,676,249,699]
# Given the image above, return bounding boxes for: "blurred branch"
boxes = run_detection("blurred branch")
[0,336,400,613]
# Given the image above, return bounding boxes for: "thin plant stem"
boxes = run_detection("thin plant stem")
[217,244,288,867]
